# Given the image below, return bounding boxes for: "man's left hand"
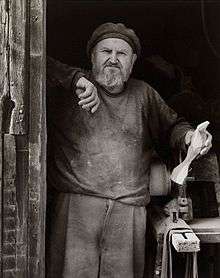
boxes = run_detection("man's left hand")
[185,127,212,156]
[199,129,212,155]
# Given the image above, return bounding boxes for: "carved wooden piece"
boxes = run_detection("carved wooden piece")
[171,121,210,185]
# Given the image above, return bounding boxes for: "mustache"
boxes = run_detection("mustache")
[104,61,121,69]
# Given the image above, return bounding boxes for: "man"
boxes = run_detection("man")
[46,23,212,278]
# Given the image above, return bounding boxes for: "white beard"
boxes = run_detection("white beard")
[93,65,127,92]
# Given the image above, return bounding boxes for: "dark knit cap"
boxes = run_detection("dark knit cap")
[87,22,141,58]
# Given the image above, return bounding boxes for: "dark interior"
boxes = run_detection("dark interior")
[47,0,220,153]
[47,1,220,277]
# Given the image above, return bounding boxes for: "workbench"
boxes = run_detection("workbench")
[150,212,220,278]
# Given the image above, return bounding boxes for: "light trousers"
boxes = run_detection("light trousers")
[46,193,147,278]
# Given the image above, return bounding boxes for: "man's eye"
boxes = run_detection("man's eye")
[118,52,126,55]
[102,50,111,53]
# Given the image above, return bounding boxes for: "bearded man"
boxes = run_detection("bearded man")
[46,23,212,278]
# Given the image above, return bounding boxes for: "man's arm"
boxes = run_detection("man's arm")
[47,57,100,113]
[47,56,84,89]
[147,87,212,156]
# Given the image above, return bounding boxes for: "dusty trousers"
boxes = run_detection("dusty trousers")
[46,193,147,278]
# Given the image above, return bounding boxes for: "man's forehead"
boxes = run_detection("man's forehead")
[87,22,141,57]
[95,38,133,51]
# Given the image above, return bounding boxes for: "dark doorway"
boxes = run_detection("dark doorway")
[47,0,220,128]
[46,1,220,277]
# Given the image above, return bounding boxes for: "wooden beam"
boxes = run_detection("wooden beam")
[1,0,46,276]
[0,0,28,135]
[28,0,46,277]
[190,217,220,243]
[2,134,29,278]
[0,0,9,275]
[8,0,28,134]
[1,1,30,277]
[15,136,29,278]
[2,134,17,277]
[0,0,9,100]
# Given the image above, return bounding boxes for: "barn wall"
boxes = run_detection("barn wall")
[0,0,46,277]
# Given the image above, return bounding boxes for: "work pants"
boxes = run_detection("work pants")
[46,193,147,278]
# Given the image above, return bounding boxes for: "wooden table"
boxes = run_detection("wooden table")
[190,217,220,243]
[150,212,220,278]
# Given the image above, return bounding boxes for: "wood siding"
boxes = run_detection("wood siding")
[0,0,46,277]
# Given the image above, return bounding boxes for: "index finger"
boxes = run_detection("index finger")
[76,88,84,97]
[78,86,94,98]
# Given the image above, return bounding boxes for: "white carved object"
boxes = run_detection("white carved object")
[170,121,210,185]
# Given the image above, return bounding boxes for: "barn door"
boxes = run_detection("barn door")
[0,0,46,277]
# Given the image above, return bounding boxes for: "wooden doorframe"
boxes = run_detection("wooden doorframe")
[0,0,46,277]
[28,0,46,277]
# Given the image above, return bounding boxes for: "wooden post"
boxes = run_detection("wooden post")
[0,0,46,277]
[8,0,28,135]
[2,134,17,277]
[28,0,46,277]
[0,0,28,135]
[0,0,11,276]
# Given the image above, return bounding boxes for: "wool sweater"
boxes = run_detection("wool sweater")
[47,57,192,206]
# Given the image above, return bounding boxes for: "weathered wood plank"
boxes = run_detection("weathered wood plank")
[190,217,220,243]
[8,0,28,134]
[0,0,9,275]
[1,0,46,276]
[2,135,29,278]
[28,0,46,277]
[15,135,29,278]
[3,134,17,277]
[0,0,9,99]
[1,1,29,276]
[0,128,3,276]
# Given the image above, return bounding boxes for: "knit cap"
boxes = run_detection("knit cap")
[87,22,141,58]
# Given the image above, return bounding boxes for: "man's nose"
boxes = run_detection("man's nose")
[109,52,117,63]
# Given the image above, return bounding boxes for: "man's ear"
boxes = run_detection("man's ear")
[91,52,94,64]
[132,54,137,67]
[129,53,137,76]
[91,48,96,64]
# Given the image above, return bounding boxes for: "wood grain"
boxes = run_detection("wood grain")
[28,0,46,277]
[0,0,9,275]
[8,0,28,134]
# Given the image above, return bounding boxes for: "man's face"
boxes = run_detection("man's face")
[91,38,137,92]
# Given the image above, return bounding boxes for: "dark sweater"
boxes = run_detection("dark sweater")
[47,57,192,206]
